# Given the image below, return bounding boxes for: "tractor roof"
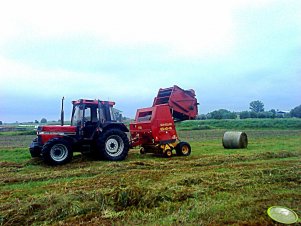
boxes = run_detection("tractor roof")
[72,99,115,106]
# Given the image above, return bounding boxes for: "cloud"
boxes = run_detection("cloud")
[0,0,241,57]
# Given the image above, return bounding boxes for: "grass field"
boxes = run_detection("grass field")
[0,122,300,225]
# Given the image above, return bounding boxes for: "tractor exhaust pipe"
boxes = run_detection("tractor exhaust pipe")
[61,96,64,126]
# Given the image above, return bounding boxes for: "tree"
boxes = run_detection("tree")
[0,121,2,125]
[249,100,264,113]
[34,120,39,124]
[41,118,47,124]
[290,105,301,118]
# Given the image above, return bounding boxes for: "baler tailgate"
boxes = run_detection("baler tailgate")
[153,85,198,121]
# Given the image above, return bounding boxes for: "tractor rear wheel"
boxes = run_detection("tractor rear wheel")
[175,142,191,156]
[97,129,129,161]
[42,138,73,165]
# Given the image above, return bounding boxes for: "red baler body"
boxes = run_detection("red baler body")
[130,104,178,147]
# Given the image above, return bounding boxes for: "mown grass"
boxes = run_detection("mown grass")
[0,128,300,225]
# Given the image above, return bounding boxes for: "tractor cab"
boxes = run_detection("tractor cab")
[71,99,116,139]
[71,99,120,139]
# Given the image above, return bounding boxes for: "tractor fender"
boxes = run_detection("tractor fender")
[58,135,77,146]
[46,135,80,153]
[102,123,129,133]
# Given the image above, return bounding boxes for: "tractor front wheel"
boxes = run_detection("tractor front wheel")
[97,129,129,161]
[175,142,191,156]
[42,138,73,165]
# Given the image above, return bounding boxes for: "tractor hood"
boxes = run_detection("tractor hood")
[38,125,77,135]
[37,125,77,145]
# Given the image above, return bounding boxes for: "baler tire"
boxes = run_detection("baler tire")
[175,142,191,156]
[140,147,146,154]
[41,138,73,165]
[97,129,129,161]
[164,149,172,158]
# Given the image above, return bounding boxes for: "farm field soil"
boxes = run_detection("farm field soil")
[0,129,300,225]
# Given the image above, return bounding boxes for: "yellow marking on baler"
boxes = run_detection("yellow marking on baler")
[160,126,172,131]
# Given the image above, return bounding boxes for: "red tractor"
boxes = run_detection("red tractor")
[130,85,198,157]
[30,99,129,165]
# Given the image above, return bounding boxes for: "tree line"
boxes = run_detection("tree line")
[198,101,301,120]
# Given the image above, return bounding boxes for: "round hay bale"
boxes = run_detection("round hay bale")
[222,131,248,149]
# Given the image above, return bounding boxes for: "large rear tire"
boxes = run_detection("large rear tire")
[42,138,73,165]
[97,129,129,161]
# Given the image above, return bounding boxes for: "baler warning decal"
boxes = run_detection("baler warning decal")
[160,127,172,131]
[160,123,172,127]
[159,122,173,131]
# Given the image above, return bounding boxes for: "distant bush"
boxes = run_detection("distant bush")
[291,105,301,118]
[239,110,282,119]
[239,111,250,119]
[40,118,47,124]
[196,114,207,120]
[206,109,237,120]
[250,111,258,118]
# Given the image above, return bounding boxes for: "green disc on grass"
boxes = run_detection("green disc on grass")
[267,206,299,224]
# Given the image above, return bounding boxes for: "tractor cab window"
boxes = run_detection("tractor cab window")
[110,107,119,121]
[98,107,106,122]
[84,107,91,122]
[72,105,98,126]
[71,105,83,126]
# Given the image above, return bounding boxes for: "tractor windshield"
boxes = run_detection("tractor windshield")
[72,104,101,126]
[71,102,121,125]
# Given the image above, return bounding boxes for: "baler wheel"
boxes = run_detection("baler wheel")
[164,149,172,158]
[176,142,191,156]
[140,147,146,154]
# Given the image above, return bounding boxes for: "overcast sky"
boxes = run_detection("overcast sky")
[0,0,300,123]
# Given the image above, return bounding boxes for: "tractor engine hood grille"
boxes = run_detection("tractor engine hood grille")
[38,125,76,135]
